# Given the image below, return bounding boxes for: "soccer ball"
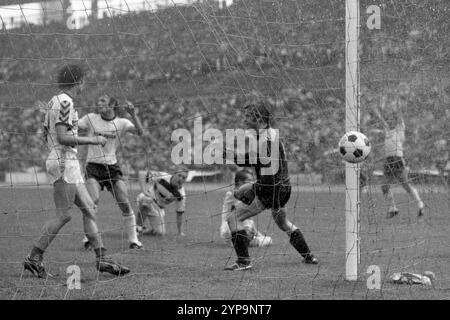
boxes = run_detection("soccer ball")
[338,131,371,163]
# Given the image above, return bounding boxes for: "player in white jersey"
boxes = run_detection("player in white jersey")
[220,170,273,247]
[78,94,144,250]
[23,65,130,278]
[136,168,188,236]
[374,87,425,218]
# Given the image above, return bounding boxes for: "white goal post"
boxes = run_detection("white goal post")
[345,0,360,281]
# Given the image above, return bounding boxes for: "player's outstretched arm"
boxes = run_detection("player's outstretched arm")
[56,124,106,146]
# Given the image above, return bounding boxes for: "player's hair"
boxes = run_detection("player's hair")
[244,101,274,126]
[57,64,85,90]
[172,165,189,176]
[234,170,253,185]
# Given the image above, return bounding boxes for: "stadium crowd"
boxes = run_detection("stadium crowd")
[1,0,449,180]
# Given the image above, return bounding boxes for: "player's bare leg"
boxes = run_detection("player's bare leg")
[399,168,424,217]
[82,178,102,250]
[271,208,318,264]
[25,180,77,278]
[111,180,142,249]
[75,183,130,276]
[382,176,398,218]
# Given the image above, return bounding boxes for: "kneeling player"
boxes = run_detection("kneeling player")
[136,168,188,236]
[220,170,272,247]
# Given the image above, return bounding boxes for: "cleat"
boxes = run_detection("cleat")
[304,254,319,265]
[387,209,399,219]
[96,257,130,276]
[129,241,143,250]
[418,207,424,218]
[23,256,51,278]
[224,262,252,271]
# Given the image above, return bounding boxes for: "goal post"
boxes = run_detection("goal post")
[345,0,360,281]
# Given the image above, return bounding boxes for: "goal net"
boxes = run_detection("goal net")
[0,0,449,300]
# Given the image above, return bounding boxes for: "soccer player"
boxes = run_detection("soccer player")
[373,89,425,218]
[23,65,130,278]
[223,102,318,271]
[136,168,188,236]
[78,94,144,249]
[220,169,273,247]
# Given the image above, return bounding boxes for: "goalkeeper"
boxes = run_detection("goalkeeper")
[220,169,272,247]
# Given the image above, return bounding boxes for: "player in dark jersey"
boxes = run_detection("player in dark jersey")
[223,102,318,270]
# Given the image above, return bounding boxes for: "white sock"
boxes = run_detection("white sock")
[123,214,140,244]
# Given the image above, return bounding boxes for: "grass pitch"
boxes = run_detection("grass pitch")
[0,183,449,300]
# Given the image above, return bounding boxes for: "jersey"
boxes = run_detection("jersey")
[384,119,405,157]
[43,92,79,154]
[77,113,134,165]
[229,128,290,203]
[145,171,186,212]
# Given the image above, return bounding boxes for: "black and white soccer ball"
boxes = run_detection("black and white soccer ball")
[338,131,371,163]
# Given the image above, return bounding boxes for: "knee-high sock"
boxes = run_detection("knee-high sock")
[231,230,251,264]
[289,229,311,258]
[123,214,139,244]
[408,185,424,208]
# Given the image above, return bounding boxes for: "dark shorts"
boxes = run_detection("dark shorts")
[255,182,291,210]
[85,162,124,191]
[383,156,406,179]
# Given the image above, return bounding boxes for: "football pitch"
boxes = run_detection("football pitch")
[0,184,449,300]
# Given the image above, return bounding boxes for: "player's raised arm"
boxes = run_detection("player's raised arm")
[124,100,145,136]
[372,104,389,131]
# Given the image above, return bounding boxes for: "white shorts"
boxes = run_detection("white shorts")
[46,149,84,185]
[137,191,166,235]
[136,191,165,218]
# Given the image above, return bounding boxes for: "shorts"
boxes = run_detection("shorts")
[383,156,406,179]
[255,182,291,210]
[46,149,84,185]
[85,162,124,191]
[137,191,166,235]
[136,190,165,218]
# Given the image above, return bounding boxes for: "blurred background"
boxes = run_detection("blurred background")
[0,0,449,185]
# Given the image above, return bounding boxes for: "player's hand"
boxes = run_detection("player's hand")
[124,100,136,116]
[93,135,107,146]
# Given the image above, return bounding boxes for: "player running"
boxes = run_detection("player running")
[23,65,130,278]
[78,94,144,250]
[223,102,318,271]
[373,86,425,218]
[220,169,273,247]
[136,168,188,236]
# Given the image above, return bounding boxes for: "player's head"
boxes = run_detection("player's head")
[96,94,118,120]
[234,170,253,188]
[57,64,85,93]
[170,165,188,189]
[243,102,273,130]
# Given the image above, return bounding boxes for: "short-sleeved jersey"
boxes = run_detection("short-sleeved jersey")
[385,120,405,157]
[145,171,186,212]
[43,93,79,154]
[229,128,290,197]
[78,113,135,165]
